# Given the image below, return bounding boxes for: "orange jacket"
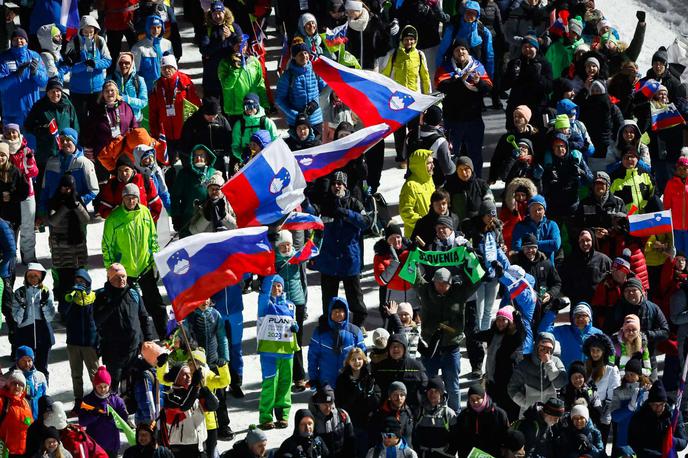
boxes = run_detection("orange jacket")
[0,388,33,454]
[98,127,168,172]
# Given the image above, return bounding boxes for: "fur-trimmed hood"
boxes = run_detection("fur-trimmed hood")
[503,177,538,212]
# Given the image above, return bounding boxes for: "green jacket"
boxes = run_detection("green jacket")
[609,167,655,213]
[102,203,159,277]
[218,56,268,116]
[275,248,306,306]
[24,94,80,164]
[170,145,217,235]
[230,106,279,161]
[545,37,583,79]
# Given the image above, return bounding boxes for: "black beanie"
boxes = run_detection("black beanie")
[568,360,586,379]
[521,233,539,247]
[501,430,526,452]
[648,379,668,402]
[467,383,485,397]
[624,357,643,376]
[382,417,402,435]
[652,46,668,64]
[424,105,442,126]
[426,376,446,393]
[384,223,402,239]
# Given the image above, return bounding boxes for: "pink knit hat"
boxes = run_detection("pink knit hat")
[93,366,112,386]
[513,105,532,122]
[496,306,515,322]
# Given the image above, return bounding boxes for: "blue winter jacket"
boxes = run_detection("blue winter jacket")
[0,45,48,126]
[0,218,15,278]
[257,275,297,358]
[308,297,366,388]
[65,34,112,95]
[183,305,229,365]
[436,0,494,77]
[511,216,561,264]
[275,60,326,126]
[40,148,99,213]
[211,283,244,318]
[131,15,173,91]
[29,0,61,34]
[112,66,148,122]
[537,301,603,368]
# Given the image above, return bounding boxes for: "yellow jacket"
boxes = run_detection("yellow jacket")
[382,26,431,94]
[399,149,435,237]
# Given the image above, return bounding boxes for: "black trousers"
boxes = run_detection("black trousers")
[464,300,485,371]
[101,346,137,391]
[365,141,385,193]
[131,269,168,340]
[321,274,367,327]
[293,303,307,382]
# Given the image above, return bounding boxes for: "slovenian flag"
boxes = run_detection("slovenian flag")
[49,118,60,147]
[154,227,275,321]
[59,0,80,40]
[312,56,442,132]
[281,212,324,231]
[651,102,686,131]
[289,238,320,264]
[324,23,348,47]
[222,138,307,228]
[294,123,389,181]
[628,210,673,237]
[640,79,661,99]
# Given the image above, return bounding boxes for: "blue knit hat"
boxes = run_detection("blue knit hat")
[272,275,284,286]
[16,345,35,361]
[60,128,78,144]
[528,194,547,210]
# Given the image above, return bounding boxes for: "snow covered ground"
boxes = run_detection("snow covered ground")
[0,0,685,455]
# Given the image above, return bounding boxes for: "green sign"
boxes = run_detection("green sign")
[398,246,485,285]
[467,447,495,458]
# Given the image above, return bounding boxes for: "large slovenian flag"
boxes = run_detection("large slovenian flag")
[60,0,80,40]
[629,210,673,237]
[651,102,686,131]
[294,123,389,181]
[312,56,442,132]
[154,227,275,321]
[222,138,307,228]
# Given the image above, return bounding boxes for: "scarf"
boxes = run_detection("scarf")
[348,8,369,32]
[202,197,227,230]
[469,394,489,413]
[7,137,22,155]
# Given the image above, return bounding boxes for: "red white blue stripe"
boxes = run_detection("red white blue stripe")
[312,56,442,132]
[289,238,320,264]
[154,227,275,321]
[640,79,661,99]
[281,212,324,231]
[629,210,673,237]
[60,0,80,40]
[222,138,306,228]
[651,103,685,131]
[324,23,348,47]
[294,123,389,181]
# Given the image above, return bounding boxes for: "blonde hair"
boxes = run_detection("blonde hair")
[344,347,368,368]
[98,80,122,104]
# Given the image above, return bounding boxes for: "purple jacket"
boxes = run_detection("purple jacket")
[78,391,129,452]
[82,100,138,156]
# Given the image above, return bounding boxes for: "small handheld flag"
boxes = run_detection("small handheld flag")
[651,102,686,131]
[281,212,324,231]
[628,210,673,237]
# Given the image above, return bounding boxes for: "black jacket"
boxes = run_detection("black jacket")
[512,403,561,458]
[575,89,625,156]
[368,401,415,448]
[437,62,491,123]
[334,364,381,429]
[452,398,510,457]
[410,209,461,247]
[443,173,491,223]
[605,297,669,354]
[629,403,687,458]
[573,192,626,236]
[93,283,155,351]
[275,410,330,458]
[181,110,233,164]
[560,233,612,306]
[511,251,561,300]
[503,54,553,118]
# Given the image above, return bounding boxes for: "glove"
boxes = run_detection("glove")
[636,10,646,22]
[304,100,319,116]
[29,59,38,75]
[290,322,299,333]
[62,54,74,66]
[551,296,571,311]
[576,433,590,451]
[451,274,463,287]
[156,352,169,368]
[191,368,203,386]
[389,18,399,36]
[85,59,96,68]
[216,359,227,367]
[491,260,504,278]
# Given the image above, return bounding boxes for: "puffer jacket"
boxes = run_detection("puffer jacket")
[418,279,480,348]
[436,0,493,71]
[453,396,508,457]
[103,0,139,31]
[507,332,568,416]
[373,237,413,293]
[309,401,356,457]
[256,275,299,356]
[11,263,56,344]
[169,145,217,234]
[46,188,89,269]
[183,306,229,365]
[541,134,592,217]
[7,136,38,197]
[37,24,68,83]
[39,148,98,213]
[583,333,621,425]
[218,56,269,117]
[181,109,234,163]
[307,297,366,387]
[11,364,48,421]
[275,59,326,126]
[610,166,656,213]
[311,190,370,277]
[95,169,162,222]
[98,127,168,173]
[102,204,158,278]
[148,69,201,141]
[78,391,128,452]
[0,388,33,455]
[133,144,170,210]
[230,106,279,161]
[64,269,98,348]
[64,17,112,95]
[200,8,242,97]
[511,214,561,264]
[24,92,80,163]
[94,282,155,351]
[0,44,48,126]
[399,149,435,237]
[112,53,149,122]
[500,177,537,248]
[664,175,688,230]
[557,416,605,458]
[334,364,381,429]
[537,302,603,368]
[131,15,173,90]
[382,26,431,94]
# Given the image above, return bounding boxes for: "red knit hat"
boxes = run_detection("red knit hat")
[93,366,112,386]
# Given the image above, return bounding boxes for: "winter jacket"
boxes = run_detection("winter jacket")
[64,270,98,348]
[187,193,237,235]
[131,16,173,91]
[575,91,624,159]
[103,0,139,31]
[670,284,688,364]
[369,400,415,448]
[78,392,128,452]
[541,137,592,217]
[218,56,269,117]
[275,411,330,458]
[511,215,561,264]
[309,402,355,457]
[181,109,234,163]
[413,400,457,456]
[382,27,431,94]
[490,127,544,184]
[311,190,369,277]
[0,218,15,278]
[611,330,652,377]
[511,403,560,457]
[407,125,454,186]
[230,106,278,161]
[605,297,669,357]
[500,177,537,248]
[366,441,417,458]
[24,93,79,163]
[64,19,112,95]
[11,365,47,422]
[444,173,492,223]
[399,149,435,237]
[503,0,549,58]
[334,365,381,429]
[612,120,650,164]
[503,53,553,122]
[37,24,68,84]
[507,332,567,416]
[28,0,61,35]
[453,397,508,457]
[132,145,170,210]
[511,251,561,299]
[557,417,604,458]
[256,276,298,357]
[435,55,492,123]
[308,297,366,387]
[12,266,56,345]
[275,248,307,306]
[94,282,155,351]
[199,9,242,97]
[162,398,208,449]
[0,388,33,455]
[410,209,461,249]
[559,231,612,306]
[96,171,162,222]
[183,306,229,365]
[40,149,98,214]
[373,237,414,294]
[169,145,217,234]
[102,203,159,278]
[545,36,583,79]
[82,100,138,157]
[574,190,626,237]
[437,1,494,76]
[98,127,168,173]
[0,163,28,228]
[275,59,326,126]
[537,302,603,368]
[629,402,687,457]
[392,0,448,49]
[346,4,393,69]
[7,137,38,197]
[664,175,688,230]
[112,57,149,122]
[148,70,201,141]
[0,45,48,126]
[59,424,108,458]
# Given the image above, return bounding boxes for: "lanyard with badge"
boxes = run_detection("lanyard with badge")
[161,77,180,118]
[106,103,122,138]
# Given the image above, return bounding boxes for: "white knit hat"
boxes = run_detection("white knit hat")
[161,54,177,69]
[345,0,363,11]
[571,404,590,421]
[7,369,26,387]
[44,401,68,430]
[276,229,293,246]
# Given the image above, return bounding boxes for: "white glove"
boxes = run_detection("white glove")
[390,19,399,36]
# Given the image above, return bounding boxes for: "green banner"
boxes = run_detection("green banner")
[108,405,136,446]
[467,448,495,458]
[399,246,485,285]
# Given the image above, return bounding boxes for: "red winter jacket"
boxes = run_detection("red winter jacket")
[373,240,413,293]
[61,424,109,458]
[614,239,649,291]
[148,71,201,141]
[591,273,625,329]
[0,388,33,455]
[103,0,139,31]
[663,176,688,231]
[8,138,39,197]
[95,173,162,221]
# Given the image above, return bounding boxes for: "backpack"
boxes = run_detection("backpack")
[238,115,267,133]
[363,192,391,237]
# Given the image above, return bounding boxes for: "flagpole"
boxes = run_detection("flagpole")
[177,319,199,373]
